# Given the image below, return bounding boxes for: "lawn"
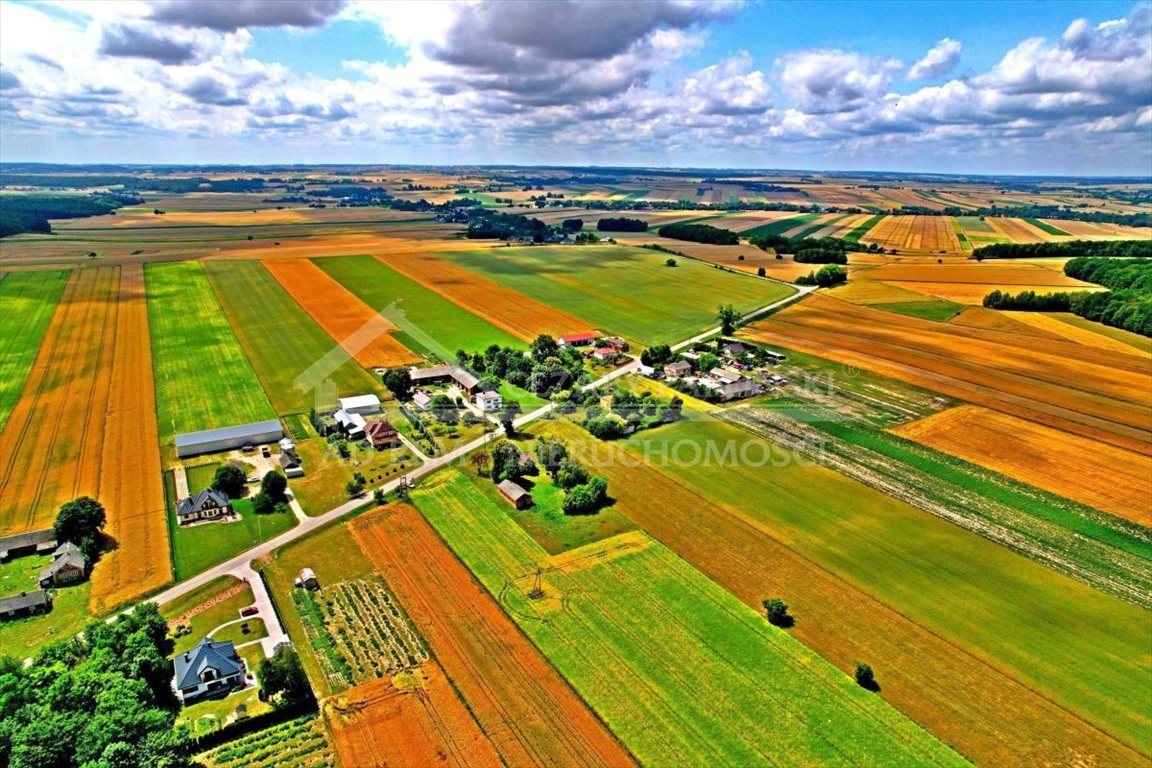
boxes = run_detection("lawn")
[145,261,276,443]
[256,518,374,698]
[0,554,91,659]
[443,245,795,346]
[413,470,967,767]
[0,269,69,431]
[177,685,269,739]
[872,299,966,322]
[315,255,523,360]
[203,260,388,416]
[623,416,1152,754]
[288,428,419,515]
[164,469,297,580]
[161,575,256,653]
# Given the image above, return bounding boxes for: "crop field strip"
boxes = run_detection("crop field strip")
[315,255,524,357]
[261,258,419,368]
[197,714,335,768]
[0,267,119,536]
[202,260,389,418]
[350,503,638,768]
[411,470,969,767]
[894,405,1152,526]
[146,261,276,443]
[89,262,171,612]
[535,419,1150,766]
[1003,310,1152,356]
[742,293,1152,453]
[377,250,597,341]
[443,245,796,346]
[0,270,69,432]
[741,212,822,238]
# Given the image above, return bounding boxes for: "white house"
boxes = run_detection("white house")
[338,394,382,416]
[413,392,433,411]
[475,390,503,412]
[172,638,246,705]
[334,409,367,438]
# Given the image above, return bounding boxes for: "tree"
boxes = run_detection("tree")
[211,464,247,498]
[535,437,568,478]
[260,470,288,503]
[562,476,609,515]
[665,257,677,267]
[258,645,311,705]
[717,304,741,335]
[54,497,106,562]
[346,472,367,498]
[556,457,590,489]
[530,334,559,361]
[854,662,878,690]
[251,492,276,515]
[381,367,414,400]
[335,438,351,459]
[757,266,766,277]
[501,399,523,436]
[762,598,793,628]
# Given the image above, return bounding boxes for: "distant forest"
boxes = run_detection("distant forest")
[974,240,1152,260]
[0,194,142,238]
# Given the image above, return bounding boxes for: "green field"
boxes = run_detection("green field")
[623,416,1152,752]
[790,214,850,240]
[845,214,885,243]
[145,261,276,443]
[315,255,522,359]
[203,260,387,416]
[414,470,968,768]
[872,299,966,322]
[163,469,297,580]
[0,553,91,659]
[0,269,69,431]
[1024,217,1071,236]
[443,245,795,345]
[741,213,822,238]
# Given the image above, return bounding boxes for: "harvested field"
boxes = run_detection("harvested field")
[865,261,1092,286]
[575,416,1150,765]
[89,262,171,612]
[1005,311,1152,356]
[378,251,595,341]
[887,281,1100,304]
[987,217,1050,244]
[350,504,636,768]
[146,261,276,443]
[326,666,502,768]
[741,293,1152,454]
[895,405,1152,525]
[263,258,419,368]
[0,267,118,536]
[827,279,938,305]
[413,470,970,767]
[810,212,871,240]
[948,306,1068,340]
[0,270,69,431]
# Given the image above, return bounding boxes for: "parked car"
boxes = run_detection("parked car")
[240,605,259,617]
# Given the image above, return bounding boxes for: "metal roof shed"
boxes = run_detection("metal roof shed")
[174,420,284,458]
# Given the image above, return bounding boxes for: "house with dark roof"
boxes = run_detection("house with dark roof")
[39,542,86,587]
[279,449,304,478]
[176,489,233,526]
[172,637,247,705]
[0,590,50,620]
[497,479,533,510]
[409,364,480,393]
[0,529,56,562]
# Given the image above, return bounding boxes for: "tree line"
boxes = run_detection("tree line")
[658,222,739,245]
[973,239,1152,260]
[0,193,143,238]
[596,217,648,232]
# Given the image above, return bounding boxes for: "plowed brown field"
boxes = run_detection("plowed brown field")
[741,293,1152,454]
[350,505,635,768]
[0,267,119,535]
[541,423,1146,768]
[326,665,502,768]
[89,263,170,612]
[895,405,1152,525]
[376,252,595,341]
[263,259,419,367]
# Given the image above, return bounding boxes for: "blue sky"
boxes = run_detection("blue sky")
[1,0,1149,175]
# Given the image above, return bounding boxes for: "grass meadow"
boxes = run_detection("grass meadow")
[0,553,91,658]
[203,260,387,416]
[145,261,276,443]
[315,255,523,359]
[0,270,69,431]
[414,470,968,768]
[443,245,795,345]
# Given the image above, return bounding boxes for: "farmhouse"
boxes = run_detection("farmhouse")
[722,341,749,357]
[664,361,692,380]
[334,409,367,439]
[0,529,57,562]
[38,542,87,587]
[409,365,480,394]
[703,368,761,401]
[497,479,534,510]
[591,347,617,361]
[175,420,284,459]
[602,337,629,352]
[475,390,503,412]
[338,394,382,415]
[172,637,247,705]
[412,392,433,411]
[558,332,598,347]
[279,449,304,478]
[365,420,400,449]
[176,489,233,525]
[0,590,50,621]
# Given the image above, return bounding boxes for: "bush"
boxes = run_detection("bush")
[855,662,878,690]
[665,257,677,267]
[795,264,848,287]
[562,476,609,515]
[762,598,793,627]
[252,492,276,515]
[757,266,766,277]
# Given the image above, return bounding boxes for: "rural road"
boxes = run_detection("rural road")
[147,284,809,612]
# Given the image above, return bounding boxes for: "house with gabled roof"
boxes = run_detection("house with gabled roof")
[176,489,233,526]
[39,542,86,587]
[172,637,247,705]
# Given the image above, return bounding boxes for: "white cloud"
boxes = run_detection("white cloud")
[778,50,902,114]
[907,38,961,80]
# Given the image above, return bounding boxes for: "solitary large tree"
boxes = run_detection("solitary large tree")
[717,304,741,335]
[54,497,106,562]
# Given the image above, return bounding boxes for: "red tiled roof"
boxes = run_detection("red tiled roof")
[559,332,598,343]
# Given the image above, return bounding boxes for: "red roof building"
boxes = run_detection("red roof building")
[365,420,400,449]
[558,332,599,346]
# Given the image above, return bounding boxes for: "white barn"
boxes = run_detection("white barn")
[338,394,382,415]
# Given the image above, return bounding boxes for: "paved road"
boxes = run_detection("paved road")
[147,285,807,612]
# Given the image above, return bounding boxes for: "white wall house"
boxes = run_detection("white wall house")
[475,390,503,412]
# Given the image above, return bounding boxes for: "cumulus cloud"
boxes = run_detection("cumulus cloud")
[149,0,346,31]
[779,50,901,114]
[98,24,200,64]
[0,70,23,91]
[682,54,771,115]
[180,76,247,106]
[907,38,961,80]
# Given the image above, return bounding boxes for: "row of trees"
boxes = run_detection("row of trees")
[597,217,648,232]
[657,222,739,245]
[795,265,848,287]
[973,239,1151,260]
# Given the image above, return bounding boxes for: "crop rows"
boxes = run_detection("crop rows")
[326,577,429,683]
[292,588,356,691]
[198,715,335,768]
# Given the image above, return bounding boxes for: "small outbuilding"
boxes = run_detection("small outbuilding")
[412,392,433,411]
[176,489,233,525]
[0,529,57,562]
[334,409,367,439]
[175,420,284,459]
[39,542,87,587]
[0,590,50,620]
[602,337,629,352]
[295,568,319,590]
[279,450,304,478]
[338,394,382,415]
[497,479,534,510]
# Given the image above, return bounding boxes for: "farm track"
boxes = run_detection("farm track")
[741,294,1152,454]
[89,262,172,612]
[350,504,637,768]
[0,266,119,535]
[565,434,1148,767]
